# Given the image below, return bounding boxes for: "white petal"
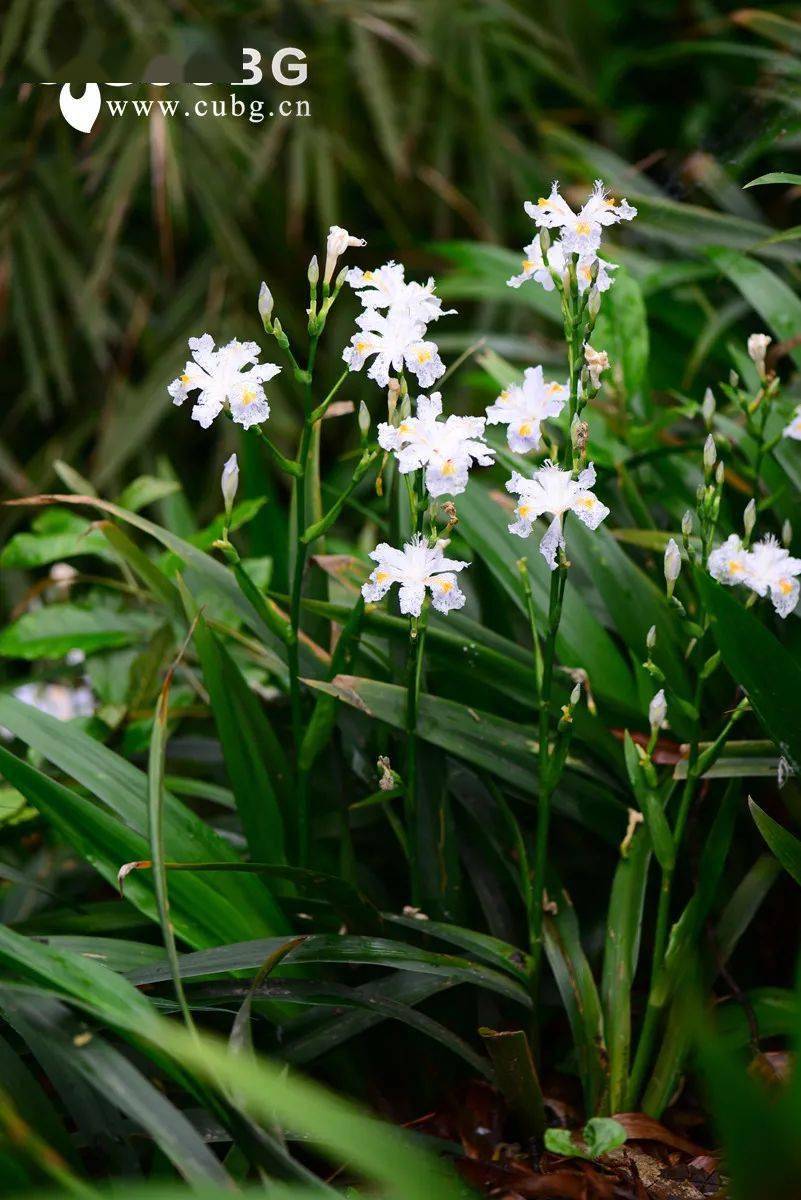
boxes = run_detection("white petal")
[398,583,426,617]
[539,515,564,570]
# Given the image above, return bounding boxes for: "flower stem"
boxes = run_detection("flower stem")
[301,447,380,544]
[288,332,320,865]
[251,425,302,477]
[405,600,430,903]
[528,558,567,1001]
[627,655,708,1106]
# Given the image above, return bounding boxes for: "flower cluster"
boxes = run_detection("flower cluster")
[506,461,609,569]
[485,366,567,454]
[343,262,454,389]
[508,179,635,294]
[378,392,494,498]
[709,533,801,618]
[362,535,468,617]
[168,335,281,430]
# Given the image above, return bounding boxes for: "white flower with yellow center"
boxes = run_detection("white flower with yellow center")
[343,308,445,390]
[485,366,567,454]
[783,405,801,441]
[524,179,637,256]
[745,535,801,619]
[708,533,749,588]
[506,460,609,569]
[709,533,801,618]
[362,534,469,616]
[168,335,281,430]
[378,393,494,497]
[346,262,455,325]
[507,238,617,293]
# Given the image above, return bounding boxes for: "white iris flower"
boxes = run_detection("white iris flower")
[343,308,446,389]
[169,335,281,430]
[506,237,617,294]
[506,460,610,570]
[525,179,637,256]
[362,535,469,617]
[783,406,801,441]
[378,392,494,498]
[709,532,801,618]
[485,367,567,454]
[346,262,455,325]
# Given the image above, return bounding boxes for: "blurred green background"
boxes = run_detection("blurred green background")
[2,0,801,589]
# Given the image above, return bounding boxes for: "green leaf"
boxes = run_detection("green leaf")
[457,481,639,714]
[602,824,651,1113]
[306,674,625,841]
[544,887,608,1114]
[699,572,801,772]
[591,267,650,418]
[0,696,287,942]
[0,603,156,660]
[749,800,801,886]
[584,1117,628,1157]
[0,745,271,949]
[707,248,801,369]
[544,1117,627,1160]
[745,172,801,189]
[129,934,532,1008]
[0,989,230,1186]
[189,609,289,864]
[116,475,181,513]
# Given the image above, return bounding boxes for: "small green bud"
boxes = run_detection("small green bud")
[307,255,319,286]
[664,537,681,598]
[783,519,793,547]
[701,387,715,427]
[743,498,756,540]
[681,510,693,539]
[358,400,371,439]
[715,459,725,486]
[646,625,656,650]
[258,281,273,324]
[703,433,717,472]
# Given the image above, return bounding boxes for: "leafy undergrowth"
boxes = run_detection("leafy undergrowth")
[5,10,801,1199]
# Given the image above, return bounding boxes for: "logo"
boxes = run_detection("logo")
[51,49,308,132]
[59,83,102,132]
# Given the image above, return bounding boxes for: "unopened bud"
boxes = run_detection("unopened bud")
[747,332,772,380]
[783,519,793,547]
[703,434,717,472]
[681,511,693,539]
[258,281,273,324]
[221,453,239,517]
[570,682,581,707]
[715,460,725,486]
[701,387,715,426]
[648,688,667,732]
[664,538,682,596]
[743,498,756,539]
[539,228,550,254]
[588,288,602,320]
[646,625,657,650]
[729,369,739,388]
[358,400,371,439]
[307,255,319,286]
